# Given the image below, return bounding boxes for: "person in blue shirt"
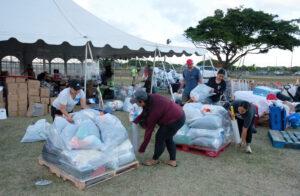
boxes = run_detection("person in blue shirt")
[180,59,202,103]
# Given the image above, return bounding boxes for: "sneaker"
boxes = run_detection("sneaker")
[245,145,252,154]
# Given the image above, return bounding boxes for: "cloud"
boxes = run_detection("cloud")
[73,0,300,67]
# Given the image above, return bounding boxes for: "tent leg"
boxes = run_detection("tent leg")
[158,50,175,102]
[150,50,157,94]
[86,42,104,109]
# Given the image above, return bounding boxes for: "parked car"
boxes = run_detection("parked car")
[294,71,300,76]
[197,65,217,79]
[274,71,284,76]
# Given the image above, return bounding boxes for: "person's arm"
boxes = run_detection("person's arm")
[59,104,73,122]
[79,90,88,109]
[139,124,156,153]
[138,103,162,153]
[80,98,87,109]
[179,71,186,90]
[133,113,143,124]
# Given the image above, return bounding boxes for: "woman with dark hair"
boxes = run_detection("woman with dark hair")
[231,100,257,153]
[51,79,87,122]
[131,89,185,167]
[205,68,227,103]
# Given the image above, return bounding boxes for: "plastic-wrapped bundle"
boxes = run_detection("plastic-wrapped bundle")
[61,123,78,149]
[60,149,110,172]
[173,124,192,145]
[129,104,143,122]
[190,84,213,102]
[73,109,100,125]
[21,119,50,142]
[53,116,69,131]
[95,113,128,151]
[189,115,223,130]
[187,128,225,140]
[191,137,224,151]
[42,139,63,165]
[183,103,203,124]
[111,139,136,168]
[123,97,133,112]
[104,100,124,111]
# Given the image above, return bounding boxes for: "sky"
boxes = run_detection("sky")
[73,0,300,67]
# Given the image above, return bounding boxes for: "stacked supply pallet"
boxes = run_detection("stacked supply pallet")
[6,77,18,117]
[16,78,28,116]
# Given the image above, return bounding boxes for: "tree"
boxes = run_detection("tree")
[185,7,300,69]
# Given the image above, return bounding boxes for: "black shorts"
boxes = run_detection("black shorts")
[51,106,63,121]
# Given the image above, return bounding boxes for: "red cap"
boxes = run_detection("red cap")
[266,93,277,100]
[186,59,193,65]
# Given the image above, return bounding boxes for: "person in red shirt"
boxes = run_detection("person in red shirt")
[131,89,185,167]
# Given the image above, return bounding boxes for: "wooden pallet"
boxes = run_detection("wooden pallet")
[268,130,300,149]
[176,143,231,157]
[38,156,139,190]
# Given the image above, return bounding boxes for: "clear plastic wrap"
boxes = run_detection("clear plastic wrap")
[189,115,223,130]
[174,104,233,151]
[104,100,124,111]
[95,113,128,151]
[123,97,133,112]
[190,84,213,102]
[183,103,203,124]
[21,119,50,142]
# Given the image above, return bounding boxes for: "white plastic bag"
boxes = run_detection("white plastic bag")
[123,97,133,112]
[183,103,203,124]
[95,114,128,151]
[21,119,50,142]
[190,84,213,102]
[189,114,223,129]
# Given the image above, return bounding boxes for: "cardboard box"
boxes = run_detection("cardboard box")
[28,96,40,105]
[5,77,15,84]
[17,83,28,90]
[28,88,39,96]
[27,103,45,117]
[40,97,50,105]
[15,78,26,83]
[7,94,18,102]
[18,110,27,117]
[6,83,18,95]
[0,102,5,108]
[27,80,40,88]
[7,104,18,112]
[40,88,50,98]
[43,104,48,115]
[18,103,28,111]
[8,111,18,117]
[18,91,28,98]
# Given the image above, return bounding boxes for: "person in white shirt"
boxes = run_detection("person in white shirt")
[51,79,87,122]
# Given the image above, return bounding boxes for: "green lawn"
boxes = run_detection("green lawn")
[0,112,299,196]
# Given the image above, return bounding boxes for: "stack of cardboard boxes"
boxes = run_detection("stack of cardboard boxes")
[40,87,50,115]
[6,77,18,117]
[5,78,55,117]
[16,78,28,116]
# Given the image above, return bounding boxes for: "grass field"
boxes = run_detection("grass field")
[0,111,300,196]
[1,74,300,195]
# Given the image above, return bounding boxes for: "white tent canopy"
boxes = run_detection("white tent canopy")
[0,0,206,58]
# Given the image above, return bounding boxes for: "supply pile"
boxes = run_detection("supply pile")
[22,109,136,179]
[174,103,233,151]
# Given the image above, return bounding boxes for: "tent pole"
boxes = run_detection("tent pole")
[84,43,88,96]
[158,50,175,102]
[87,42,104,109]
[150,49,157,94]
